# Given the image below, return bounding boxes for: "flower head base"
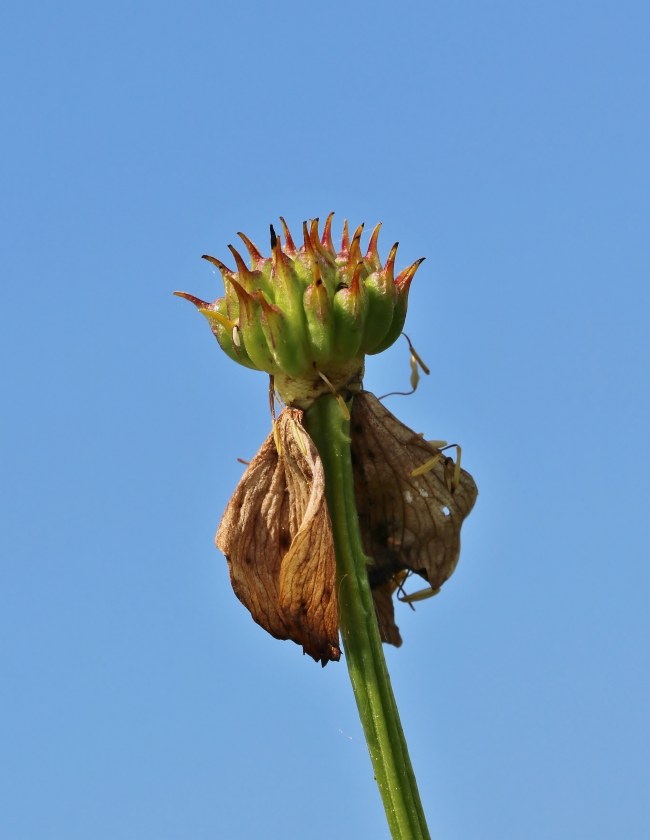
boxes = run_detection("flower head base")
[175,214,424,407]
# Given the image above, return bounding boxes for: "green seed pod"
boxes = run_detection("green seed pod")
[303,272,334,365]
[332,261,368,361]
[361,288,392,352]
[229,278,280,373]
[268,228,305,316]
[369,259,424,354]
[359,241,399,352]
[258,294,311,378]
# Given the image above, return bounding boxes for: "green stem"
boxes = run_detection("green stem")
[304,394,431,840]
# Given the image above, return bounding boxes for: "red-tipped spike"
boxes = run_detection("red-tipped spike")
[366,223,382,264]
[202,254,233,275]
[272,228,293,276]
[173,291,211,308]
[349,223,364,264]
[227,244,254,280]
[322,212,335,254]
[350,222,364,244]
[237,232,264,268]
[395,257,425,290]
[279,216,297,254]
[384,242,399,281]
[309,218,320,250]
[350,260,364,293]
[302,220,317,262]
[308,216,336,264]
[341,219,350,252]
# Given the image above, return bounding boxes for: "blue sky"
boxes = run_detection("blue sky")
[2,2,649,838]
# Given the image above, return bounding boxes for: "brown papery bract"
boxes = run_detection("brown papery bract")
[217,392,478,665]
[351,393,478,644]
[217,407,340,665]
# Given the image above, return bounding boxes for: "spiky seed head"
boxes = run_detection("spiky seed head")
[175,214,424,407]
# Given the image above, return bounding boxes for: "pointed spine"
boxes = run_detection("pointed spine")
[279,216,297,255]
[310,216,337,266]
[201,254,240,319]
[237,232,265,269]
[227,245,258,291]
[340,219,350,254]
[173,290,211,309]
[202,253,234,277]
[365,223,382,271]
[321,212,336,256]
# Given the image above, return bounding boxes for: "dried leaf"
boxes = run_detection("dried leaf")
[351,392,478,643]
[217,390,478,663]
[217,408,340,665]
[372,580,403,647]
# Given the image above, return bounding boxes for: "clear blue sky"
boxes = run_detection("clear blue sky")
[2,2,649,838]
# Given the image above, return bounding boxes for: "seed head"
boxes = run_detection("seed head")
[175,215,424,407]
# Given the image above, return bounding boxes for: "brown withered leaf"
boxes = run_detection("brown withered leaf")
[351,392,478,645]
[371,580,404,647]
[216,408,340,665]
[217,391,477,664]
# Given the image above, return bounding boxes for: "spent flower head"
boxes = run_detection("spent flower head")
[175,213,424,407]
[176,215,477,664]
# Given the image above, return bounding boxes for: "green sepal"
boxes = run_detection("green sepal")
[332,282,368,361]
[360,273,395,353]
[230,281,281,373]
[270,249,306,322]
[303,278,334,365]
[258,297,311,378]
[366,287,408,354]
[210,319,258,370]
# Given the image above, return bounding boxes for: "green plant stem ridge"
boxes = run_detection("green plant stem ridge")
[304,394,431,840]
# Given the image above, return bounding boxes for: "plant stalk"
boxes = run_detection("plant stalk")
[304,393,431,840]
